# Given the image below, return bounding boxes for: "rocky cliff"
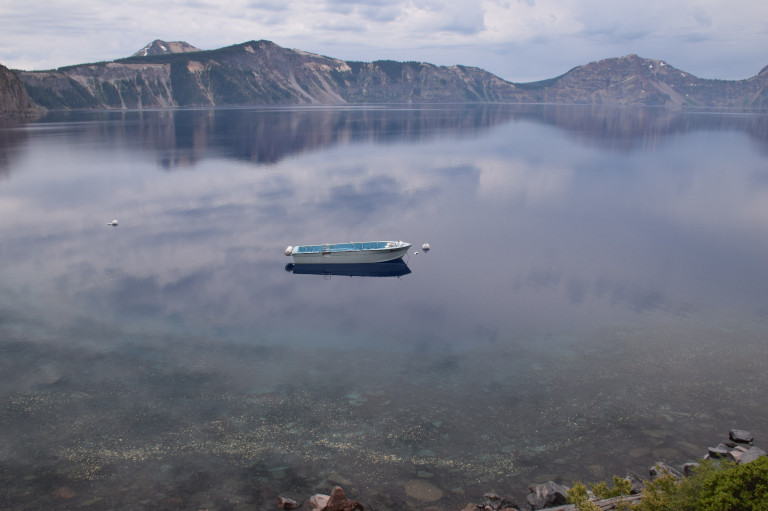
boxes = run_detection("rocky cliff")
[0,63,42,118]
[17,40,523,109]
[11,40,768,110]
[521,55,768,108]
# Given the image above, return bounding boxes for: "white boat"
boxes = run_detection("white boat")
[285,240,411,264]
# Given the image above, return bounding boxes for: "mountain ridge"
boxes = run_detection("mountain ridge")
[9,40,768,111]
[132,40,201,57]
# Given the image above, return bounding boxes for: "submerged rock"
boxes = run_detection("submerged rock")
[404,479,443,502]
[51,487,76,499]
[276,496,302,510]
[327,473,352,486]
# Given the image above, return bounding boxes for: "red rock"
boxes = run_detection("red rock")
[322,486,364,511]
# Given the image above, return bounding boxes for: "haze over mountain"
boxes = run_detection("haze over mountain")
[4,39,768,115]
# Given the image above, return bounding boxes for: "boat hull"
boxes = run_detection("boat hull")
[292,246,409,264]
[287,241,411,264]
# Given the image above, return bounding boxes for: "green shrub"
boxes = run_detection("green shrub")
[697,456,768,511]
[592,475,633,498]
[568,457,768,511]
[567,481,590,504]
[636,470,687,511]
[636,457,768,511]
[569,476,634,511]
[567,482,601,511]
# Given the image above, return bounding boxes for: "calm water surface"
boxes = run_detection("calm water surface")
[1,105,768,509]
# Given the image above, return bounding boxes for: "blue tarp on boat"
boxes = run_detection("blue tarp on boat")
[294,242,389,253]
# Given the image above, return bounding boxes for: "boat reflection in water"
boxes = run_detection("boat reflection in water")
[284,260,411,278]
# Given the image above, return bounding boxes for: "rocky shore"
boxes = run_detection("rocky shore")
[277,429,766,511]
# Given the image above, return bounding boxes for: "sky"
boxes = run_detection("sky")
[1,0,767,82]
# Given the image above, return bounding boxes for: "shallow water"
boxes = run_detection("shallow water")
[1,104,768,509]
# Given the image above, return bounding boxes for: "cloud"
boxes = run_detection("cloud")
[323,0,402,21]
[1,0,767,80]
[477,158,572,203]
[245,0,291,12]
[689,7,712,28]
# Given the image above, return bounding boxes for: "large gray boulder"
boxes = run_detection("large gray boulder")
[729,429,754,444]
[739,447,767,465]
[625,472,645,494]
[707,444,731,459]
[526,481,569,509]
[480,493,519,511]
[649,463,683,480]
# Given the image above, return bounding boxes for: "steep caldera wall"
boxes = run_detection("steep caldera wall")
[16,40,525,110]
[12,41,768,110]
[0,64,42,118]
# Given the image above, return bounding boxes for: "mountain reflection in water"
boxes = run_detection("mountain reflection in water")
[24,104,768,173]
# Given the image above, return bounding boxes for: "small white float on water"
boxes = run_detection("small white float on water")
[421,243,430,252]
[108,219,118,227]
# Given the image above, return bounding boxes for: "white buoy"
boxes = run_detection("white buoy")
[421,243,430,252]
[284,246,294,256]
[108,219,118,227]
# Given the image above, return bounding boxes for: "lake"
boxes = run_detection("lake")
[1,104,768,510]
